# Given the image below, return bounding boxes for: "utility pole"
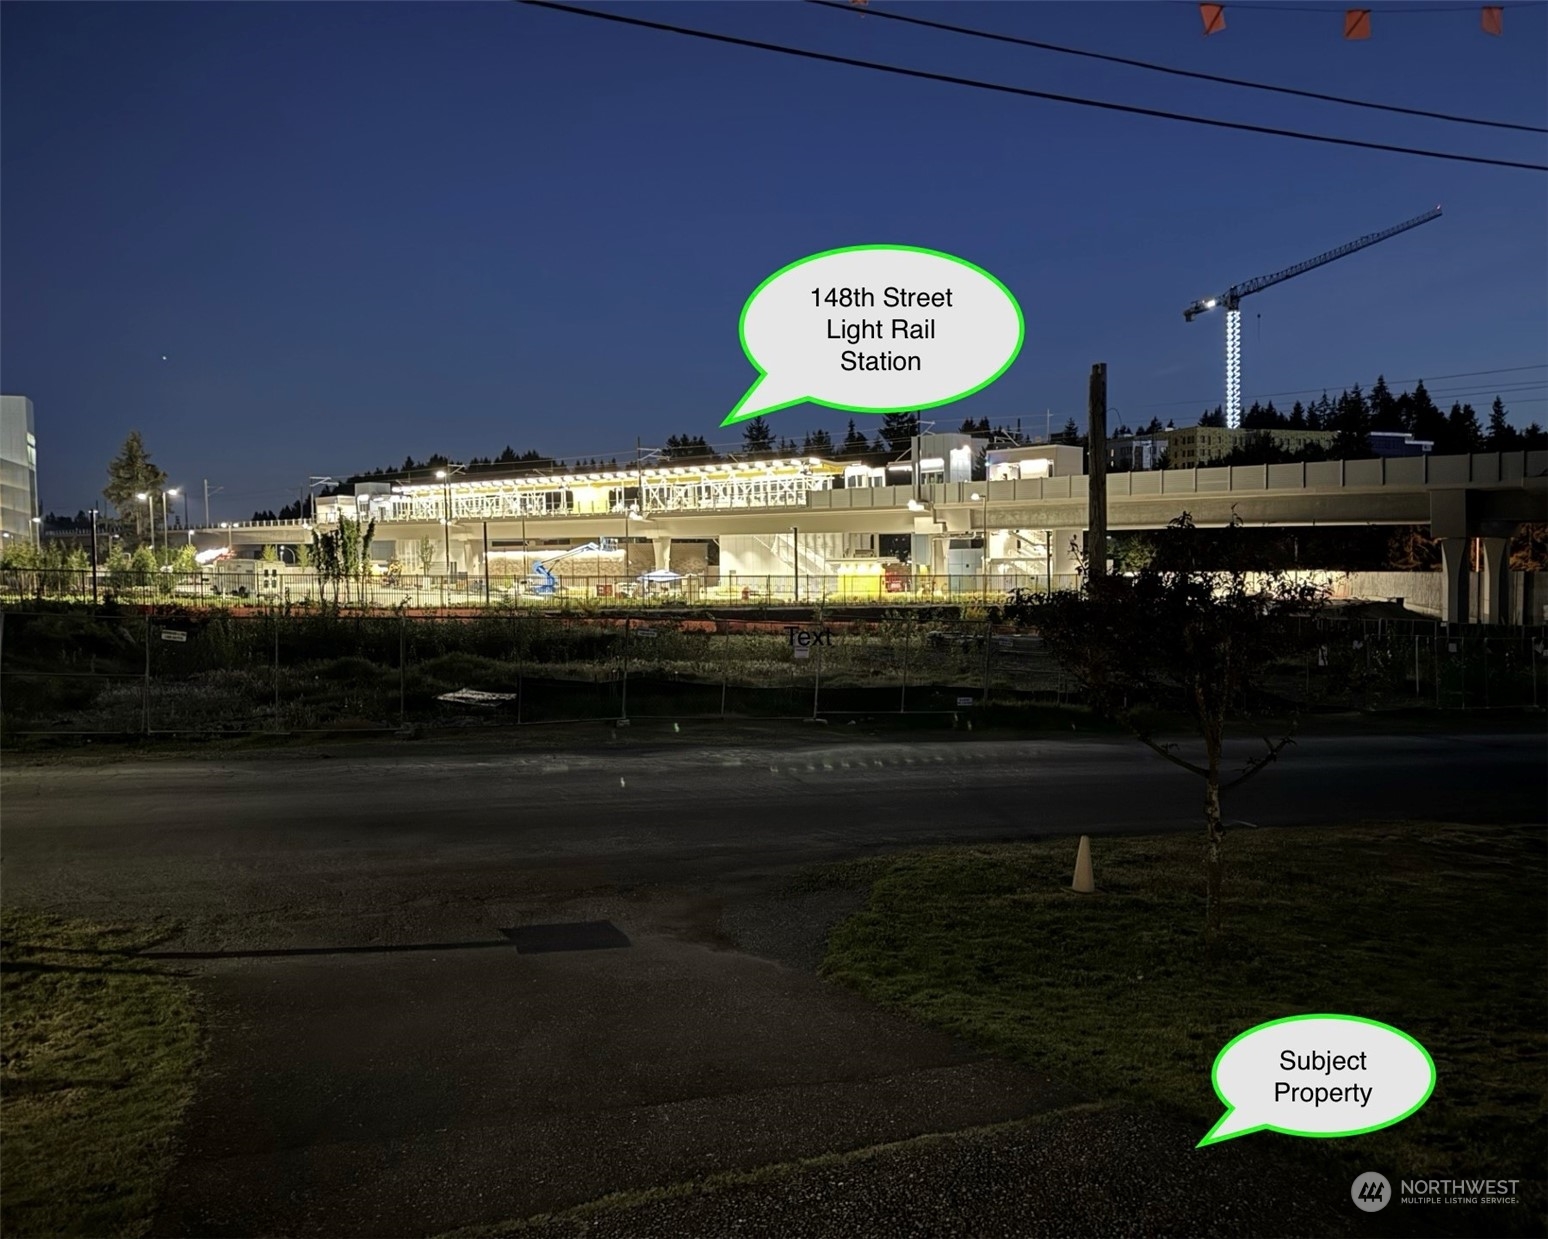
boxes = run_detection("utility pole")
[204,480,210,527]
[1087,363,1108,586]
[89,509,100,606]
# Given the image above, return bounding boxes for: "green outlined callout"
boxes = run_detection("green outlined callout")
[722,244,1024,427]
[1198,1013,1436,1148]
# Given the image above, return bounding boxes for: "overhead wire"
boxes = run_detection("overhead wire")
[518,2,1547,172]
[805,0,1547,134]
[1133,364,1548,408]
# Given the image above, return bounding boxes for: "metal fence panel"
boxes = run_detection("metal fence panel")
[2,606,1543,738]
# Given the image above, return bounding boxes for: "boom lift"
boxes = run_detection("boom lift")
[528,539,616,596]
[1184,207,1442,429]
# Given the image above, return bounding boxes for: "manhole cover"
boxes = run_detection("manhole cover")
[500,921,631,954]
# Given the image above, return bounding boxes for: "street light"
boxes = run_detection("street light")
[434,466,466,588]
[136,492,155,553]
[29,515,42,549]
[89,508,100,605]
[971,490,989,593]
[161,488,179,559]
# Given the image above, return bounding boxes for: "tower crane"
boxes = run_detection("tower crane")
[1183,206,1442,429]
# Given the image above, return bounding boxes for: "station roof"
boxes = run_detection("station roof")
[375,455,854,496]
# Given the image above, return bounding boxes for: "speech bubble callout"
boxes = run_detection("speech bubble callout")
[1199,1013,1436,1147]
[722,244,1024,427]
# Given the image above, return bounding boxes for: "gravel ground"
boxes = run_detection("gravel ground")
[468,1104,1353,1239]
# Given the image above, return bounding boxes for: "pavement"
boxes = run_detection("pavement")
[3,727,1542,1237]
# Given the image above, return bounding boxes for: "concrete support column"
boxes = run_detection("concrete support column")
[1480,536,1512,626]
[1051,529,1082,578]
[650,536,672,572]
[1440,537,1470,625]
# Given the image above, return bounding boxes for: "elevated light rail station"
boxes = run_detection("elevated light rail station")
[197,435,1547,624]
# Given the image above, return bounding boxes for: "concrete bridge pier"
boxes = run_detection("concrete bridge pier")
[1440,538,1472,626]
[1480,535,1513,626]
[1051,529,1083,579]
[650,536,673,572]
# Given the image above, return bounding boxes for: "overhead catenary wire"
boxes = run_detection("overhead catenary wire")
[518,2,1547,172]
[806,0,1547,135]
[1133,364,1548,408]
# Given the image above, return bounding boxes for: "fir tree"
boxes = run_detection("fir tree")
[1408,381,1446,446]
[1445,402,1484,455]
[741,417,774,456]
[1369,374,1402,432]
[840,420,870,457]
[103,431,168,540]
[1485,397,1520,450]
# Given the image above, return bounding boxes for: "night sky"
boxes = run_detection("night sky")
[3,1,1544,522]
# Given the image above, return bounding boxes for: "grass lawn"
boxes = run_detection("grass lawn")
[815,822,1547,1233]
[0,912,202,1238]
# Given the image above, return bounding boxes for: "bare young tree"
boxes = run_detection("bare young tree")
[996,514,1327,948]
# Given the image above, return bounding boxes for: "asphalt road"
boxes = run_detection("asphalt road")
[3,729,1543,950]
[4,729,1542,1237]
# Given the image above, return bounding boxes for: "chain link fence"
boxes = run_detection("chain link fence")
[0,568,1085,609]
[1,606,1542,740]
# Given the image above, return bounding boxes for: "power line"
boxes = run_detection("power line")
[1134,364,1548,407]
[1126,362,1548,405]
[1176,3,1543,14]
[519,2,1547,172]
[806,0,1547,135]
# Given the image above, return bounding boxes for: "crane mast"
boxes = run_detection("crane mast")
[1183,206,1442,429]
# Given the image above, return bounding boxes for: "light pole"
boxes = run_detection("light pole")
[434,466,465,591]
[162,488,179,559]
[30,515,42,549]
[136,492,155,554]
[971,490,990,594]
[89,509,100,605]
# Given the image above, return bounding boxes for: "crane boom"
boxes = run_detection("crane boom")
[1182,206,1443,429]
[1183,206,1442,320]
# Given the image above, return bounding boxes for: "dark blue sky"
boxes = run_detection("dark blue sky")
[3,1,1544,520]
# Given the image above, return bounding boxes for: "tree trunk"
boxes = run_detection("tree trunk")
[1204,735,1224,954]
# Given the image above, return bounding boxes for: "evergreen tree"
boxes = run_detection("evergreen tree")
[1369,375,1402,432]
[741,417,774,456]
[1444,402,1484,454]
[1330,386,1371,460]
[663,434,711,460]
[839,420,870,458]
[1055,417,1084,446]
[1288,401,1306,430]
[1198,406,1226,428]
[881,411,920,451]
[801,428,834,454]
[1522,424,1547,450]
[498,446,519,463]
[103,431,168,540]
[1485,397,1520,450]
[1408,380,1445,446]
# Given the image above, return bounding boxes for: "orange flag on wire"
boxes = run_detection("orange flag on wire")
[1200,3,1226,35]
[1344,9,1371,39]
[1481,6,1502,35]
